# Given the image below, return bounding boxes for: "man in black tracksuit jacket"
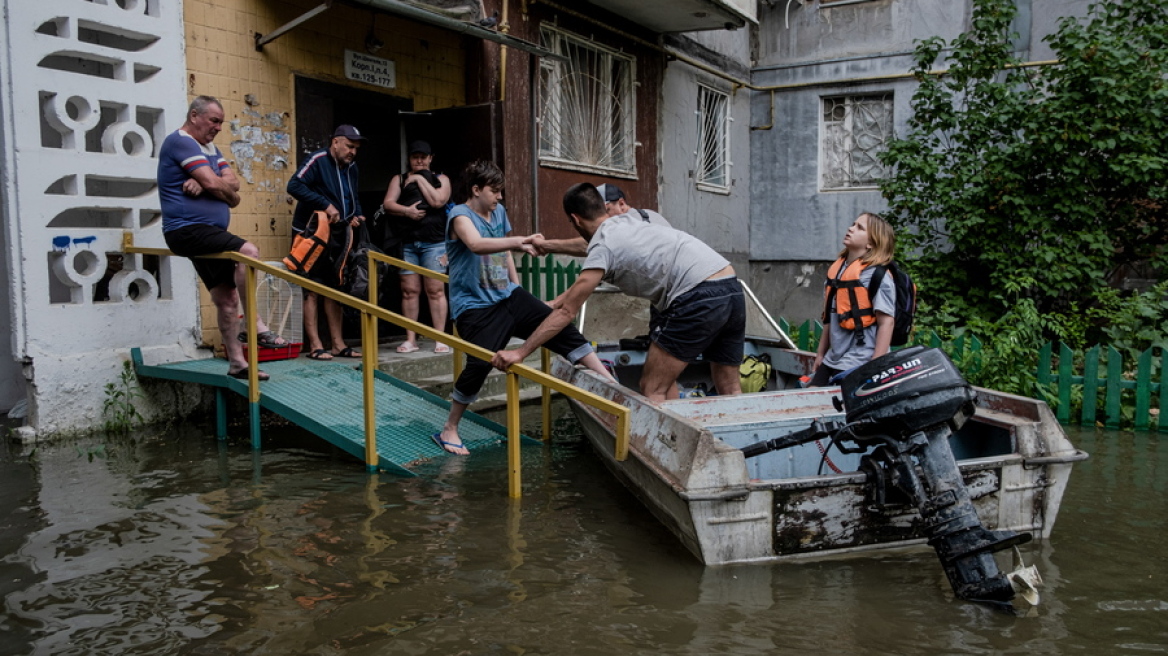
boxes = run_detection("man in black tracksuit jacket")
[286,124,367,360]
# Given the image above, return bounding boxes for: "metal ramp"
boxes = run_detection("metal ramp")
[130,348,526,476]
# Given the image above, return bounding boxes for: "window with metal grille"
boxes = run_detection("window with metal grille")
[539,26,636,176]
[820,93,893,190]
[696,85,730,191]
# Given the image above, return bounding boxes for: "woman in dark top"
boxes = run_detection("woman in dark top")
[381,140,452,353]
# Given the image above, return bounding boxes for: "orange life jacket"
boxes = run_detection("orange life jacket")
[283,210,330,275]
[822,257,877,343]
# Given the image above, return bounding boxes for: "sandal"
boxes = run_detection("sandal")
[333,347,361,358]
[306,348,333,360]
[433,343,451,354]
[238,331,290,349]
[228,367,270,381]
[396,342,419,353]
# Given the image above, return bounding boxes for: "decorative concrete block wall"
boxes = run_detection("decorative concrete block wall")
[0,0,204,437]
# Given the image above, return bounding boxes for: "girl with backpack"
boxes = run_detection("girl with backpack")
[808,212,897,387]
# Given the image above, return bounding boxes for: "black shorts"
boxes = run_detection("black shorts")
[650,277,745,365]
[164,223,246,290]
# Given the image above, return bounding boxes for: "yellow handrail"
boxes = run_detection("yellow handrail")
[124,233,630,497]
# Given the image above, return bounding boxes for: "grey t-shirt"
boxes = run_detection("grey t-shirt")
[581,211,729,311]
[823,264,897,371]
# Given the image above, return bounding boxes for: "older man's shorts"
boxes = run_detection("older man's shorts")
[164,223,246,290]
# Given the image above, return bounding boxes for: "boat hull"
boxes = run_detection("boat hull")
[554,356,1085,566]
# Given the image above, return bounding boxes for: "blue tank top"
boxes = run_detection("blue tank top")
[445,203,518,319]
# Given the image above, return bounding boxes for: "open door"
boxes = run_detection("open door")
[398,102,502,205]
[294,77,413,339]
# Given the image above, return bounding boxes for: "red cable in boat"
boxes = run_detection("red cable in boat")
[815,438,843,474]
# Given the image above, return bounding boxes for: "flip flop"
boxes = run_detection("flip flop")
[228,367,270,381]
[333,347,361,358]
[396,342,419,353]
[430,432,469,456]
[433,343,451,354]
[306,349,333,360]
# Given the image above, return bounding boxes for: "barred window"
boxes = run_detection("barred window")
[539,26,636,176]
[696,85,730,190]
[820,94,893,190]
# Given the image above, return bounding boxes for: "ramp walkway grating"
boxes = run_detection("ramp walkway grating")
[131,348,530,476]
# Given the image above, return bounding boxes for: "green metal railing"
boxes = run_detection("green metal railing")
[124,233,630,498]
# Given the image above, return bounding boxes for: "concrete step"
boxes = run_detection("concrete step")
[372,337,547,411]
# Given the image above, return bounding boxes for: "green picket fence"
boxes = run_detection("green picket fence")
[1038,342,1165,431]
[517,254,582,301]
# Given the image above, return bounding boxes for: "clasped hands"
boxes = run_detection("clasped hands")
[519,233,551,256]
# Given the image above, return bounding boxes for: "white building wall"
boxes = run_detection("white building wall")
[659,31,752,275]
[0,0,204,438]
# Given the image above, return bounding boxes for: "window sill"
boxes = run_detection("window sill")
[819,184,881,193]
[696,182,732,196]
[539,157,637,180]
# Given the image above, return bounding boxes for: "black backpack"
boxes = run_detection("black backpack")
[866,262,917,346]
[343,222,388,302]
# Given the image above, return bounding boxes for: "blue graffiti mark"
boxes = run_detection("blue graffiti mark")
[52,236,70,252]
[72,236,97,247]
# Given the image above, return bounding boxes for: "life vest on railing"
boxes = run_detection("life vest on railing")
[283,210,330,275]
[822,257,876,345]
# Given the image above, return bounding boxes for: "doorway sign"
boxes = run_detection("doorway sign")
[345,50,396,89]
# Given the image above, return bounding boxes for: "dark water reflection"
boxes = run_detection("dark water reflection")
[1,414,1165,655]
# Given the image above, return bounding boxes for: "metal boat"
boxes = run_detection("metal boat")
[552,284,1087,605]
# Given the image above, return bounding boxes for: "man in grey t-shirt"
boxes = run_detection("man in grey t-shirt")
[491,183,745,403]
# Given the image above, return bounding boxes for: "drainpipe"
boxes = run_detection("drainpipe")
[499,0,510,102]
[530,51,540,233]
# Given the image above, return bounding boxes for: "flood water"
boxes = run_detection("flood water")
[1,409,1165,655]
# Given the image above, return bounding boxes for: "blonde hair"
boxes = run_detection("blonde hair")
[837,212,895,266]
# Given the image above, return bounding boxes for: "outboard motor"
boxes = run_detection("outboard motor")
[742,347,1038,606]
[836,346,1031,605]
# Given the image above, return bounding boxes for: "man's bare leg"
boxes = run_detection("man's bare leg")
[324,298,357,355]
[639,343,690,403]
[302,292,329,356]
[211,285,245,372]
[233,242,279,337]
[710,362,743,396]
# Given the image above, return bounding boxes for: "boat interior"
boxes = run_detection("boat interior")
[579,283,1020,482]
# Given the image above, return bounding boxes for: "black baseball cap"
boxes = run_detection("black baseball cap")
[408,140,432,155]
[595,183,626,203]
[332,124,367,141]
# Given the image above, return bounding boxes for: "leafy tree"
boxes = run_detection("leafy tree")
[881,0,1168,351]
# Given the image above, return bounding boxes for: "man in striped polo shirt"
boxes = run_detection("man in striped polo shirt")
[158,95,287,381]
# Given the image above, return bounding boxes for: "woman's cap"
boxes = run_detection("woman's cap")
[408,140,432,155]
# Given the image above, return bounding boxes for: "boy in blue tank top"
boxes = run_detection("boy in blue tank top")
[433,161,613,455]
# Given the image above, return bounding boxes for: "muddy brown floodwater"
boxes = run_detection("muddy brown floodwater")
[1,410,1165,655]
